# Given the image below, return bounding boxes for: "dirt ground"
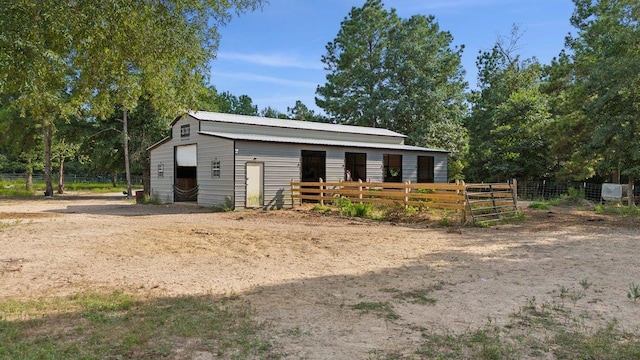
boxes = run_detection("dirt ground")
[1,193,640,358]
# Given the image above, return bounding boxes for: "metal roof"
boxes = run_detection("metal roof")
[188,111,406,138]
[198,131,449,153]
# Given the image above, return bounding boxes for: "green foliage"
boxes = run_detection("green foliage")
[568,0,640,189]
[412,296,640,359]
[316,0,468,171]
[350,301,400,320]
[528,202,549,210]
[1,0,265,195]
[287,100,328,122]
[333,197,374,218]
[311,204,331,213]
[210,196,234,212]
[465,25,553,182]
[595,205,640,217]
[0,291,278,359]
[628,283,640,303]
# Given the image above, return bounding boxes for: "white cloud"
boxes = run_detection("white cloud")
[210,71,318,89]
[217,52,324,70]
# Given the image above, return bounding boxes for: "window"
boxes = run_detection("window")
[383,154,402,182]
[345,152,366,181]
[417,156,435,183]
[180,124,190,137]
[158,163,164,178]
[301,150,326,182]
[211,160,221,178]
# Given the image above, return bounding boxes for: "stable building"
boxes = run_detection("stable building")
[148,111,449,209]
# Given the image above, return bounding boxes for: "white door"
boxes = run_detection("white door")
[246,162,263,208]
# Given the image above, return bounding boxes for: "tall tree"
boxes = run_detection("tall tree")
[0,0,265,196]
[287,100,328,122]
[541,51,597,181]
[466,27,553,182]
[316,0,468,179]
[316,0,400,128]
[568,0,640,205]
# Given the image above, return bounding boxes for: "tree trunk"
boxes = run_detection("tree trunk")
[111,173,117,188]
[123,108,133,198]
[43,123,54,196]
[143,154,151,196]
[25,157,33,191]
[58,158,65,194]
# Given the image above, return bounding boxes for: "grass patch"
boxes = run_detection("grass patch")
[351,301,400,320]
[595,204,640,217]
[0,291,279,359]
[528,202,549,210]
[382,282,445,306]
[0,179,128,197]
[405,285,640,359]
[210,196,234,212]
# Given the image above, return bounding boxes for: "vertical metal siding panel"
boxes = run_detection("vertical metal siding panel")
[367,151,384,183]
[325,149,345,183]
[150,142,174,203]
[234,141,301,209]
[403,153,418,183]
[434,154,448,183]
[196,136,234,207]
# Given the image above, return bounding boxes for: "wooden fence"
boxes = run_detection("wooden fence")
[290,179,467,211]
[291,179,519,224]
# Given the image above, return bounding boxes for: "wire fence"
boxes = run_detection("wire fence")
[516,180,638,202]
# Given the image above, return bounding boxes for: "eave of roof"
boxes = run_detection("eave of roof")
[187,111,407,139]
[147,136,171,151]
[198,131,449,153]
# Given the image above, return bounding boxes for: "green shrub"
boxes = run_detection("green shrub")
[353,202,373,217]
[210,196,234,212]
[529,202,549,210]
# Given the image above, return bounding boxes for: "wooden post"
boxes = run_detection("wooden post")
[461,180,467,224]
[404,180,410,209]
[319,178,324,206]
[290,179,295,208]
[512,178,518,210]
[358,179,363,203]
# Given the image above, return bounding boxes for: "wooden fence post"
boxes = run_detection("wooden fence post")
[457,180,471,224]
[404,180,410,209]
[358,179,363,203]
[512,178,518,209]
[319,178,324,206]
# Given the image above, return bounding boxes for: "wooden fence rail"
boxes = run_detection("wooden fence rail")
[290,179,467,211]
[291,179,519,224]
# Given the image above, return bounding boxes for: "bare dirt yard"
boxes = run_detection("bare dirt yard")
[1,193,640,358]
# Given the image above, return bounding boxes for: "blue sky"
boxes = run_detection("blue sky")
[210,0,576,114]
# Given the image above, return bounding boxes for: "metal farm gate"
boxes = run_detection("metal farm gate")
[465,181,518,225]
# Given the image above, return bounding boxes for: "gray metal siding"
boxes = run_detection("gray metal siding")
[434,153,448,183]
[196,136,234,207]
[403,155,418,183]
[149,141,174,204]
[150,116,204,204]
[234,141,301,209]
[152,116,449,208]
